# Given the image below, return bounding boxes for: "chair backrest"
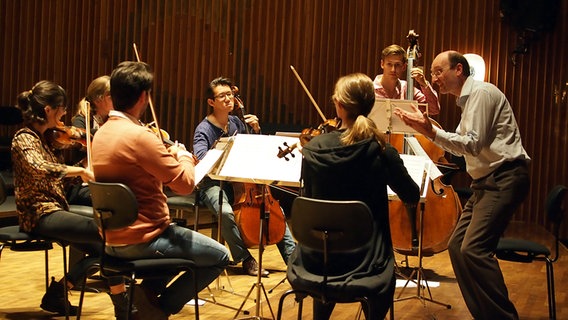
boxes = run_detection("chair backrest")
[290,196,374,254]
[88,181,138,231]
[546,185,567,227]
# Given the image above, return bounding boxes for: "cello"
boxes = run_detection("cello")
[388,30,462,256]
[230,86,287,247]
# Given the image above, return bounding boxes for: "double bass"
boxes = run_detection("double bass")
[388,30,462,256]
[230,86,287,247]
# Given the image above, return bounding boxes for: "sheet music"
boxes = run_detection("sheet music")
[405,136,443,180]
[211,134,302,187]
[368,98,427,134]
[388,154,430,199]
[195,148,223,185]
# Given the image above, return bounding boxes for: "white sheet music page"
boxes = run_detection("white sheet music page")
[388,154,430,199]
[194,148,224,185]
[368,98,427,134]
[405,136,443,180]
[217,134,302,186]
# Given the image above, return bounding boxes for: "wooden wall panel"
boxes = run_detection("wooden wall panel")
[1,0,567,237]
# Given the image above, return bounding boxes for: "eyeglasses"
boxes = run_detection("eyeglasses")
[57,105,68,112]
[430,69,446,78]
[431,66,456,78]
[213,92,234,100]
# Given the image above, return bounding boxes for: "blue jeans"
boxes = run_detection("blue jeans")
[199,185,296,264]
[106,225,229,315]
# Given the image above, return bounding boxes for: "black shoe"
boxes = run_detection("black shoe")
[40,276,78,316]
[242,257,269,277]
[110,291,141,320]
[133,284,168,320]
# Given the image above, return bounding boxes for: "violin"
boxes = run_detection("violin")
[277,65,342,160]
[277,117,341,160]
[146,122,199,164]
[146,121,175,145]
[45,121,89,149]
[133,44,198,165]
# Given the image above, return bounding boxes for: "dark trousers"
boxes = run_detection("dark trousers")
[34,210,101,286]
[448,160,529,320]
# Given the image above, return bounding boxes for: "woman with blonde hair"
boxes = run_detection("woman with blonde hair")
[72,75,113,134]
[288,73,420,319]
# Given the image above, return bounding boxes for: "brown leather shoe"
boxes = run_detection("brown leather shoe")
[242,257,269,277]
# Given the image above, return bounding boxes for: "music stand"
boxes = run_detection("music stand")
[208,134,302,320]
[389,153,451,309]
[194,143,247,313]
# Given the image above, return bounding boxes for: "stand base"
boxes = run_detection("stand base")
[394,266,451,309]
[234,282,275,320]
[267,276,287,294]
[199,269,250,314]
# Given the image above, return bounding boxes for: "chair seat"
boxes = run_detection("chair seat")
[166,194,197,209]
[495,237,550,263]
[102,256,197,277]
[0,225,54,251]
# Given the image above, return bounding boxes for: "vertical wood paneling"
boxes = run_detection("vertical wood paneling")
[1,0,567,237]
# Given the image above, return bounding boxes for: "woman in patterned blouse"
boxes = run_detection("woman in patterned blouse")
[11,80,99,316]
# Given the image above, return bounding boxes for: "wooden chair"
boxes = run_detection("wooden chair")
[495,185,567,320]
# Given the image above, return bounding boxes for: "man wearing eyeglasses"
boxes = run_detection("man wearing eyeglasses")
[394,50,530,320]
[193,77,296,278]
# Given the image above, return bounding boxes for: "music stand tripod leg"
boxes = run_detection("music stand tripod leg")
[394,203,451,309]
[267,276,287,294]
[198,181,249,314]
[234,186,276,320]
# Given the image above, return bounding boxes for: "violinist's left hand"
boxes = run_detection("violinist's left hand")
[393,104,436,139]
[244,114,261,133]
[410,67,428,87]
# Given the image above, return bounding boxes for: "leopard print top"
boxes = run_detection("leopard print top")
[11,127,69,232]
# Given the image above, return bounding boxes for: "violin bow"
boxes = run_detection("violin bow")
[132,43,165,143]
[290,65,327,122]
[85,101,93,172]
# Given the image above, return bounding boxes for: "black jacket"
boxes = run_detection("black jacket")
[288,130,420,298]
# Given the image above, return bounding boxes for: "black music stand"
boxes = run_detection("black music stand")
[389,154,451,309]
[208,134,302,320]
[193,145,246,313]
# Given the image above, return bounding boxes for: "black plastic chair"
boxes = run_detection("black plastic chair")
[165,189,218,237]
[77,181,200,319]
[277,196,394,320]
[495,185,567,320]
[0,174,75,319]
